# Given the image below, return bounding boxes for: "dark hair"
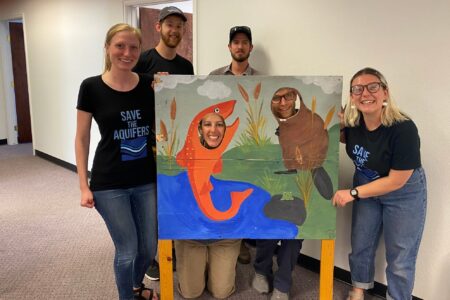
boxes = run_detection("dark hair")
[198,113,226,149]
[272,87,303,102]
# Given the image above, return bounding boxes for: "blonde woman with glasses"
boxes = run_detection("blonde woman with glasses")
[333,67,427,300]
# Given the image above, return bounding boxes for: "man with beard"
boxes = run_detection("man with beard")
[133,6,194,75]
[208,26,260,269]
[270,87,333,199]
[133,6,194,283]
[172,26,259,299]
[210,26,260,75]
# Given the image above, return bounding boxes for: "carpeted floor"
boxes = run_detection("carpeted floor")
[0,144,382,299]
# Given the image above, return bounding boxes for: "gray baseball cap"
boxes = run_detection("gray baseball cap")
[158,6,187,22]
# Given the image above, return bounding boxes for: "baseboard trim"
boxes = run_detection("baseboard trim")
[35,150,77,173]
[297,253,422,300]
[0,139,7,145]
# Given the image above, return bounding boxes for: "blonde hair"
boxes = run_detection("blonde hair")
[103,23,142,73]
[344,67,408,127]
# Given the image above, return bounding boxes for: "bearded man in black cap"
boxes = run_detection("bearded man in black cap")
[209,25,261,268]
[210,25,260,76]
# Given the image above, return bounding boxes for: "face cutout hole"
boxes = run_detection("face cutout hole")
[198,113,226,149]
[271,87,302,119]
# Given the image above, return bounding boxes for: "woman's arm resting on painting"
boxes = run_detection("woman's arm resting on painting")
[332,169,414,207]
[75,110,95,208]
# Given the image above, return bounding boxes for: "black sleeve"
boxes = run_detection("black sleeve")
[391,120,421,170]
[76,78,94,113]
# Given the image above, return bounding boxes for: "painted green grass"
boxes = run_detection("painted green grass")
[156,124,340,239]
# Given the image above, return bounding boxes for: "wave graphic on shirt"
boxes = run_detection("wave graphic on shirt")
[121,136,147,161]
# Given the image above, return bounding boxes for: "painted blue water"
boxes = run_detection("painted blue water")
[158,171,298,239]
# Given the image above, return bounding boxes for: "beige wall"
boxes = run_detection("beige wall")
[0,0,449,298]
[0,0,124,155]
[196,0,450,298]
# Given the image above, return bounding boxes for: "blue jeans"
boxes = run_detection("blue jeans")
[349,168,427,300]
[254,239,303,293]
[94,183,157,300]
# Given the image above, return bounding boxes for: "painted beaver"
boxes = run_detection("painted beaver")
[271,87,333,200]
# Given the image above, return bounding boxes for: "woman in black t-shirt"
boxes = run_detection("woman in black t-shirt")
[75,24,158,300]
[332,68,427,300]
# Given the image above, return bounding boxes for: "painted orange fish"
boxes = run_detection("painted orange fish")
[176,100,253,221]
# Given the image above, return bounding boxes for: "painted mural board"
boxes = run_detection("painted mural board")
[155,75,342,240]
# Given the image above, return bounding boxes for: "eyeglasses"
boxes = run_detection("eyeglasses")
[350,82,385,95]
[272,91,296,103]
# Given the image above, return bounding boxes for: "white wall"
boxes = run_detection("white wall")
[0,0,449,298]
[196,0,450,299]
[0,0,124,158]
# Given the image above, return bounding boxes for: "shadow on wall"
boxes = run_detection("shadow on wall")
[251,46,270,74]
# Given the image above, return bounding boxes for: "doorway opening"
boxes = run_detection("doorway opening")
[0,17,32,145]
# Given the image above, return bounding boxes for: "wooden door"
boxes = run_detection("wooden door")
[9,22,32,143]
[139,7,193,63]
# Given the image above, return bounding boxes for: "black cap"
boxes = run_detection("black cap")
[229,26,252,43]
[158,6,187,22]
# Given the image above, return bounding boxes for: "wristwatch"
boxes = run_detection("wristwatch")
[350,188,360,201]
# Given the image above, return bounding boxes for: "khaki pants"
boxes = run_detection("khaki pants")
[175,239,241,299]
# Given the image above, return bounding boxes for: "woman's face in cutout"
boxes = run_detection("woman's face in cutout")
[199,113,225,149]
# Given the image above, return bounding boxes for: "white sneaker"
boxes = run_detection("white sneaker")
[271,288,289,300]
[251,273,269,294]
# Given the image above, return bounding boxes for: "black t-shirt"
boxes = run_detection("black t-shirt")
[77,74,156,191]
[133,48,194,76]
[345,118,421,180]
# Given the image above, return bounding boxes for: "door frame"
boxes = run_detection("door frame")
[0,13,33,146]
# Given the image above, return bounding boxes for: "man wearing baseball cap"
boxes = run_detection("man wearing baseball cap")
[210,24,260,268]
[211,24,261,264]
[170,25,260,299]
[133,6,194,283]
[210,25,260,75]
[133,6,193,75]
[207,25,260,289]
